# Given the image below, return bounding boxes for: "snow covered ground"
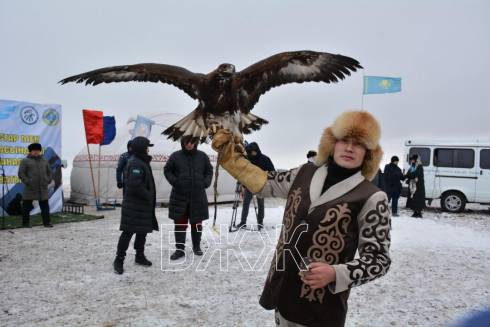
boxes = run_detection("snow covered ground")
[1,199,489,327]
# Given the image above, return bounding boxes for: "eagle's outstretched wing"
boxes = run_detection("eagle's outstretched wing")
[236,51,362,112]
[59,63,205,99]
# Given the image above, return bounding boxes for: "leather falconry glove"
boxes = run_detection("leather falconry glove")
[212,129,267,194]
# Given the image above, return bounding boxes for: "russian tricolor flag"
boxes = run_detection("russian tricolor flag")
[82,109,116,145]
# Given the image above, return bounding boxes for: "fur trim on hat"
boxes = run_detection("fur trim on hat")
[316,110,383,181]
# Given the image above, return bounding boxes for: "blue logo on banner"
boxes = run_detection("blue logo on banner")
[20,106,39,125]
[43,108,60,126]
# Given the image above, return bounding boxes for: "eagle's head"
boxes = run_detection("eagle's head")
[218,63,235,74]
[215,63,236,80]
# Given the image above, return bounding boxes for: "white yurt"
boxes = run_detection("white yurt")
[70,113,237,204]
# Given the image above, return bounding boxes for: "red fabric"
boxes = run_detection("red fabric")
[82,109,104,144]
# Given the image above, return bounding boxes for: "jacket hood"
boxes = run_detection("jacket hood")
[131,136,153,162]
[245,142,262,156]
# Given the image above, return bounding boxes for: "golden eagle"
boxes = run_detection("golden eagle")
[60,50,361,143]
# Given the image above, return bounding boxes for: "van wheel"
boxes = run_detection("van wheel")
[441,192,466,213]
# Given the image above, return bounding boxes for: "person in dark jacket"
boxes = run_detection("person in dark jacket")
[236,142,275,230]
[18,143,52,228]
[406,154,426,218]
[164,135,213,260]
[306,150,317,164]
[113,136,158,274]
[371,168,384,190]
[383,155,405,216]
[116,140,132,192]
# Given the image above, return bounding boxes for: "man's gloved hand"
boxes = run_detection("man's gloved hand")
[212,129,267,194]
[117,182,123,189]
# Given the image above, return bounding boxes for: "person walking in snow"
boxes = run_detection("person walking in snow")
[383,155,405,216]
[235,142,275,231]
[212,110,391,327]
[164,135,213,260]
[113,136,158,275]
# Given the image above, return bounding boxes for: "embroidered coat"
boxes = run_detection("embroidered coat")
[258,163,391,327]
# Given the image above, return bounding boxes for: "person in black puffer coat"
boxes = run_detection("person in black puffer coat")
[164,135,213,260]
[113,136,158,274]
[235,142,275,230]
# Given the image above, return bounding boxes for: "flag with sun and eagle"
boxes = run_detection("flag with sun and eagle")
[363,75,401,94]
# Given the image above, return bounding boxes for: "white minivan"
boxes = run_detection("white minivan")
[403,139,490,212]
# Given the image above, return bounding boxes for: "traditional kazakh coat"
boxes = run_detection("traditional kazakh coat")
[258,163,391,327]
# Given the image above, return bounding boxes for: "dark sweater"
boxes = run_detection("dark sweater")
[321,161,362,194]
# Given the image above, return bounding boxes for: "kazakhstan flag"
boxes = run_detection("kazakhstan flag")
[363,76,401,94]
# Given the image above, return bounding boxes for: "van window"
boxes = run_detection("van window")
[408,147,430,166]
[434,148,474,168]
[480,149,490,169]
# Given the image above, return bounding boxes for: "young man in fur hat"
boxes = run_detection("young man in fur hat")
[212,110,391,327]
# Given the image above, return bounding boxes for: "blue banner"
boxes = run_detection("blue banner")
[0,99,63,216]
[363,76,401,94]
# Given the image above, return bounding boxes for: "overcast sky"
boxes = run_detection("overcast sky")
[1,0,489,171]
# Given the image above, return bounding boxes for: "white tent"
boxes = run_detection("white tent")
[70,113,237,204]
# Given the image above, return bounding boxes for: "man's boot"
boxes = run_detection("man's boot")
[42,214,52,227]
[40,201,53,227]
[191,225,203,256]
[170,229,186,260]
[257,217,264,231]
[135,252,152,266]
[22,211,31,228]
[113,256,124,274]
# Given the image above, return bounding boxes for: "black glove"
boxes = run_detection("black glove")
[117,182,123,189]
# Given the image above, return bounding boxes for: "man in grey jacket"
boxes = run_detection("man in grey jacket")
[18,143,53,227]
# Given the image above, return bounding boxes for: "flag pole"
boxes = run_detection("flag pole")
[86,143,98,204]
[98,144,101,207]
[361,70,366,110]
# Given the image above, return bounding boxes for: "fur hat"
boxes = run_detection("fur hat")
[316,110,383,181]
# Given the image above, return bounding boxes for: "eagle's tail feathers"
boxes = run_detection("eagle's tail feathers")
[162,109,208,143]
